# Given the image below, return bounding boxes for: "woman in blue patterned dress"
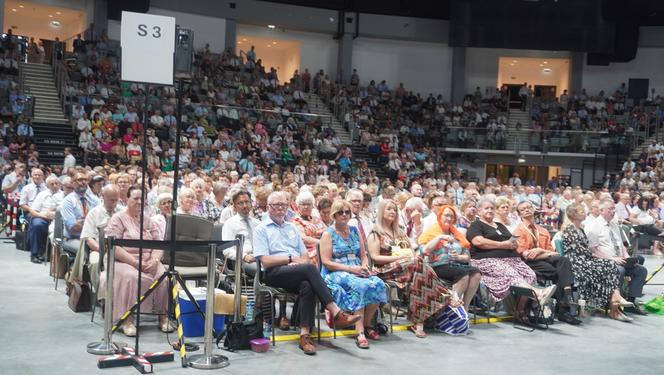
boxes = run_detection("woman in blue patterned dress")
[319,199,387,349]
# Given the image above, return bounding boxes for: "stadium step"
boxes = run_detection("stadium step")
[304,92,353,145]
[20,62,71,163]
[349,144,387,179]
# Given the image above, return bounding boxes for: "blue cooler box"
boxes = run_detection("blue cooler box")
[178,288,225,337]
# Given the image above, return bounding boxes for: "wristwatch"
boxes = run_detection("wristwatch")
[288,255,292,264]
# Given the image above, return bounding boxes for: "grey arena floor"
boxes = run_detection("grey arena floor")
[1,241,664,375]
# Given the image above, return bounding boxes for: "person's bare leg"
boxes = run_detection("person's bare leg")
[464,272,482,308]
[363,304,379,327]
[326,302,341,316]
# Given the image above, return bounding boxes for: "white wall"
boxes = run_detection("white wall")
[466,48,571,93]
[237,24,337,80]
[582,48,664,96]
[107,7,226,52]
[352,37,452,98]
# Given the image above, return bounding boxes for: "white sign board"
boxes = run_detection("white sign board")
[121,11,175,85]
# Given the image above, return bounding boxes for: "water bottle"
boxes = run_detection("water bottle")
[263,321,271,339]
[245,300,254,320]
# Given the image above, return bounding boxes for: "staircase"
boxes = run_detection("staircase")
[349,144,388,179]
[304,92,352,145]
[505,109,530,152]
[20,63,75,165]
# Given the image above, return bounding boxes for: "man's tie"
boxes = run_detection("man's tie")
[355,215,367,248]
[242,216,254,249]
[81,196,88,217]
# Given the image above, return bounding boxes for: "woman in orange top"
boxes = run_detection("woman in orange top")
[419,205,481,308]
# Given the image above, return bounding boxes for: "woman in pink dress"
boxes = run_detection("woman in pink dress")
[103,186,172,336]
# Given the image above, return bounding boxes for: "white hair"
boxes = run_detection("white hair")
[404,197,426,211]
[296,191,315,205]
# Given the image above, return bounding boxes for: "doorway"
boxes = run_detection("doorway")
[497,57,570,100]
[237,35,301,83]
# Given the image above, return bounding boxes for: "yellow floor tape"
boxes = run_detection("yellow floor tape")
[272,315,514,342]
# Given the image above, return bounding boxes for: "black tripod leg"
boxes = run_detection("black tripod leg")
[168,274,188,368]
[112,271,170,333]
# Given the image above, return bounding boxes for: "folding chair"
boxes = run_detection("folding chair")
[254,259,297,346]
[509,285,549,332]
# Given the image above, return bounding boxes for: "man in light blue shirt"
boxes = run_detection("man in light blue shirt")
[60,172,98,257]
[254,191,360,355]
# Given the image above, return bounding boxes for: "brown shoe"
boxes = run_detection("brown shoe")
[278,316,290,330]
[332,311,361,329]
[298,334,316,355]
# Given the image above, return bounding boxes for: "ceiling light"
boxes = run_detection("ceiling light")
[56,11,61,15]
[50,21,61,28]
[19,5,24,8]
[237,41,242,44]
[517,157,526,163]
[267,44,271,47]
[509,63,514,66]
[539,64,544,67]
[48,14,53,18]
[512,60,517,63]
[272,41,277,45]
[543,61,548,64]
[242,38,247,41]
[11,8,16,12]
[543,68,552,73]
[267,24,276,29]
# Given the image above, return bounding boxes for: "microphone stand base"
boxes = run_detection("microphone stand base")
[187,354,230,370]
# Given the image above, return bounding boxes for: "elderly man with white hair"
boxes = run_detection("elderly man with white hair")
[27,174,63,263]
[346,189,373,243]
[254,191,361,355]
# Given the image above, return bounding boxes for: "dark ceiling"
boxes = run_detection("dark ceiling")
[258,0,452,20]
[259,0,664,25]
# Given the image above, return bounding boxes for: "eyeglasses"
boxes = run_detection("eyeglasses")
[269,203,288,209]
[160,200,172,205]
[336,210,352,216]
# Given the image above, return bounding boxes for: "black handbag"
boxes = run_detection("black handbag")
[67,279,92,312]
[217,319,264,351]
[14,231,28,251]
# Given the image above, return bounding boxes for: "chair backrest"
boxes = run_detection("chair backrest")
[163,214,214,267]
[553,239,564,256]
[97,225,106,272]
[53,210,64,241]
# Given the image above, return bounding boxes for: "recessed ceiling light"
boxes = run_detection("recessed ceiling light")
[512,60,517,63]
[237,41,242,44]
[267,24,276,29]
[242,38,247,41]
[543,68,552,73]
[48,14,53,18]
[50,20,61,28]
[19,5,24,8]
[509,63,514,66]
[267,44,271,47]
[272,41,277,45]
[543,61,548,64]
[56,11,61,15]
[539,64,544,67]
[11,8,16,12]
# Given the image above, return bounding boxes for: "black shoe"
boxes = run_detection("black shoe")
[558,311,582,325]
[624,304,648,316]
[30,256,42,264]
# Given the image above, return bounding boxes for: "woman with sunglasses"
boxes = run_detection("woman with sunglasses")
[367,199,451,338]
[319,199,387,349]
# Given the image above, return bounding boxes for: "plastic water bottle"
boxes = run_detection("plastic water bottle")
[246,301,254,320]
[263,321,271,339]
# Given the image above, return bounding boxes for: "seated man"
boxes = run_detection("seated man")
[221,189,260,277]
[19,168,45,263]
[513,201,581,325]
[79,184,120,289]
[27,175,62,263]
[585,198,648,315]
[61,172,98,259]
[254,191,360,355]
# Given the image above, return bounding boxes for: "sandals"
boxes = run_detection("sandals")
[355,333,370,349]
[409,325,427,338]
[364,327,380,340]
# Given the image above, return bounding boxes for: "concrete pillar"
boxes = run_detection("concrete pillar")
[93,0,108,36]
[450,46,466,105]
[337,33,353,84]
[225,19,236,53]
[570,52,584,95]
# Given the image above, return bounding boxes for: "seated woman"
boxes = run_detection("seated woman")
[190,178,207,217]
[457,199,477,233]
[467,197,556,304]
[319,200,387,349]
[152,193,173,239]
[494,196,519,233]
[367,199,451,338]
[103,186,173,336]
[562,202,634,322]
[176,187,202,217]
[292,191,326,263]
[629,196,664,253]
[418,205,481,308]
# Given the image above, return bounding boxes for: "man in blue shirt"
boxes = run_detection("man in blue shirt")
[60,172,98,258]
[254,191,360,355]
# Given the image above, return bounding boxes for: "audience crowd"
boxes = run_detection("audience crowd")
[1,29,661,356]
